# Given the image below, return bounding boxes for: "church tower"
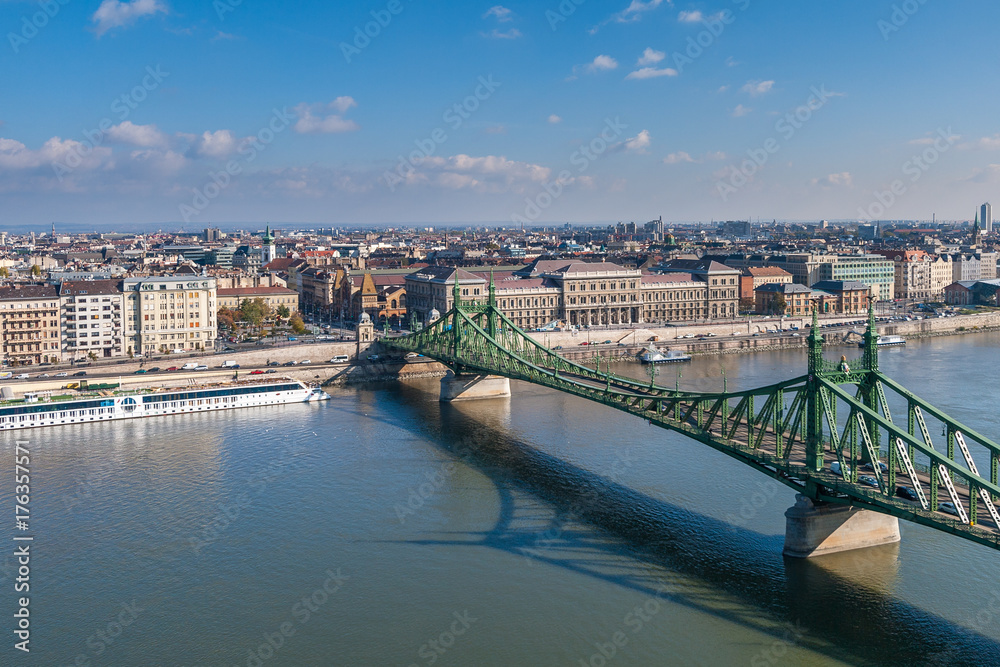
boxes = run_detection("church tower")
[261,225,277,266]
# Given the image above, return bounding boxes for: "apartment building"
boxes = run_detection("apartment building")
[58,280,126,361]
[124,277,217,356]
[0,285,61,366]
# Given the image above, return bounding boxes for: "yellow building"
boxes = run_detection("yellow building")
[0,285,61,366]
[217,286,299,313]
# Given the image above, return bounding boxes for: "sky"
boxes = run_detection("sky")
[1,0,999,228]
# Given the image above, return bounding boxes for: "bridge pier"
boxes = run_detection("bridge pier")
[439,372,511,402]
[783,495,900,558]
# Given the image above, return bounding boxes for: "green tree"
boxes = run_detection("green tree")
[240,298,268,334]
[0,267,9,278]
[87,352,97,362]
[276,304,290,320]
[30,264,41,277]
[771,294,787,316]
[289,314,307,335]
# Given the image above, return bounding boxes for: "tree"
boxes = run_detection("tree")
[276,304,290,320]
[771,294,787,316]
[240,298,268,334]
[30,264,41,277]
[289,314,307,335]
[0,267,9,278]
[87,352,98,362]
[739,297,756,314]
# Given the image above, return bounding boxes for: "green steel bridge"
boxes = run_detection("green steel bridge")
[383,278,1000,553]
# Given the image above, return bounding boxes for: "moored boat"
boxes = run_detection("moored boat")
[639,346,692,364]
[0,377,329,431]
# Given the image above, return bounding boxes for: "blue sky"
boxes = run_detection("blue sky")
[1,0,998,227]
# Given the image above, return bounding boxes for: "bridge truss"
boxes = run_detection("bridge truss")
[384,278,1000,552]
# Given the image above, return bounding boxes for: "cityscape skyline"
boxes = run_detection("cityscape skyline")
[3,1,1000,226]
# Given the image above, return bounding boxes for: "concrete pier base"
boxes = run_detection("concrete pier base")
[439,373,511,402]
[783,494,900,558]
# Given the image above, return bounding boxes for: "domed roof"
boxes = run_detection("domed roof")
[359,312,372,323]
[428,308,441,320]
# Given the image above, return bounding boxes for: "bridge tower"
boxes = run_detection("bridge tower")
[784,305,900,557]
[439,275,511,402]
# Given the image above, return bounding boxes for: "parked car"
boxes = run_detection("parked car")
[283,361,297,366]
[300,360,311,365]
[267,361,280,367]
[133,369,147,374]
[195,365,209,371]
[72,371,87,377]
[265,369,277,373]
[148,367,160,373]
[37,373,50,378]
[250,370,264,375]
[166,367,178,372]
[55,372,69,378]
[895,486,919,501]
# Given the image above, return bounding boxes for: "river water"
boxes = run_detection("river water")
[4,333,1000,666]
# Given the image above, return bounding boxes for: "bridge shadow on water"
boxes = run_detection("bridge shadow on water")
[378,382,1000,666]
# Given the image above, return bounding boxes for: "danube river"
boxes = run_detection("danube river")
[5,333,1000,665]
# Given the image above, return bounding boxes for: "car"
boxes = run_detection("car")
[287,336,297,341]
[195,365,209,371]
[300,360,311,364]
[861,461,889,474]
[405,352,419,359]
[283,360,297,366]
[148,367,160,373]
[14,373,29,380]
[367,354,380,361]
[55,372,69,378]
[579,342,589,346]
[939,502,960,517]
[553,345,562,350]
[602,340,612,344]
[72,371,87,377]
[250,370,264,375]
[265,369,277,373]
[166,367,178,372]
[859,475,879,489]
[37,373,50,378]
[831,461,851,477]
[133,369,147,374]
[895,486,920,501]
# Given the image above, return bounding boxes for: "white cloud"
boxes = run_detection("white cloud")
[741,80,774,96]
[811,172,852,188]
[731,104,752,117]
[725,56,739,67]
[717,85,729,93]
[591,0,667,33]
[626,66,678,80]
[484,5,513,22]
[548,114,562,124]
[106,121,168,148]
[663,151,694,164]
[663,150,726,164]
[413,154,554,193]
[91,0,166,37]
[0,137,111,172]
[191,129,240,158]
[678,10,703,22]
[587,55,618,73]
[625,130,651,153]
[482,28,522,39]
[975,135,1000,149]
[484,125,506,135]
[637,47,665,66]
[293,99,360,134]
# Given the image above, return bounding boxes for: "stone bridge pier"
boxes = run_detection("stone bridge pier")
[439,372,511,402]
[783,495,901,558]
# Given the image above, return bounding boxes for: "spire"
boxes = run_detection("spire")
[452,275,461,309]
[807,308,823,375]
[488,268,496,307]
[863,299,879,372]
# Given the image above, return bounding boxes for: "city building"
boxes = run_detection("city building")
[261,226,277,266]
[217,285,299,314]
[944,279,1000,306]
[739,266,794,300]
[982,203,993,234]
[0,285,61,366]
[405,267,487,325]
[124,276,217,356]
[58,280,126,361]
[809,281,871,314]
[754,283,833,316]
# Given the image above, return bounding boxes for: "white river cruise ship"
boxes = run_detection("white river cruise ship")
[0,377,329,431]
